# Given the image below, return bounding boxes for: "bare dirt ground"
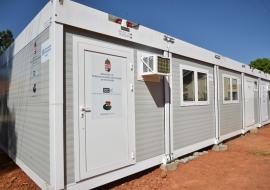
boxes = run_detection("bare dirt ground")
[0,151,40,190]
[109,125,270,190]
[1,125,270,190]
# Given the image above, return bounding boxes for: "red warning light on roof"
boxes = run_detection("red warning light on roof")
[108,14,140,29]
[126,21,133,28]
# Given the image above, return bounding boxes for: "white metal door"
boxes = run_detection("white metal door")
[245,80,255,126]
[260,84,268,122]
[77,39,135,180]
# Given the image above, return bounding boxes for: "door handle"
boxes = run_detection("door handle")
[80,106,92,112]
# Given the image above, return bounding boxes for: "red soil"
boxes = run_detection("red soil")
[0,151,40,190]
[1,125,270,190]
[112,125,270,190]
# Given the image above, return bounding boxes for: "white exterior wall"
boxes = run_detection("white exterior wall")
[0,2,55,190]
[0,1,65,190]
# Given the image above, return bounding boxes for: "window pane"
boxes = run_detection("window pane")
[232,79,238,100]
[198,72,208,101]
[183,69,195,101]
[224,77,231,101]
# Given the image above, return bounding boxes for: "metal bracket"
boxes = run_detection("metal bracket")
[170,153,174,160]
[214,138,219,145]
[162,154,171,164]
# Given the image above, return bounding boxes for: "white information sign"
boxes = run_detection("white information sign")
[41,39,51,63]
[90,54,123,119]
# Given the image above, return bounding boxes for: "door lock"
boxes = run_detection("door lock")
[80,106,92,112]
[80,106,91,118]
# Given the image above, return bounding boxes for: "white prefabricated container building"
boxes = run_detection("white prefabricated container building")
[0,0,270,189]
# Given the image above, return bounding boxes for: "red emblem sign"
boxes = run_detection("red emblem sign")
[105,59,111,72]
[103,101,112,110]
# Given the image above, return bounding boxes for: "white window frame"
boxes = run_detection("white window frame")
[180,64,210,106]
[222,74,240,104]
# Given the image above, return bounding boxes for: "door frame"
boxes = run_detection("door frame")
[260,82,268,122]
[72,35,135,181]
[244,79,255,127]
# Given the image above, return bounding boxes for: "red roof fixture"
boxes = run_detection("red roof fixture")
[115,18,122,24]
[126,21,133,28]
[109,14,140,29]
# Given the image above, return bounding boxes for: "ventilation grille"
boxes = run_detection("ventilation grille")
[143,56,154,72]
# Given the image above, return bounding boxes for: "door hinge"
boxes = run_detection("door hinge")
[130,63,134,71]
[130,84,134,92]
[131,152,135,160]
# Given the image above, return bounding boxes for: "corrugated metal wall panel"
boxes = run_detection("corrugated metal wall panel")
[64,32,75,184]
[134,52,165,161]
[0,28,50,182]
[219,68,242,135]
[172,56,216,150]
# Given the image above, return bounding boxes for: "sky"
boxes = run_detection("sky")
[0,0,269,64]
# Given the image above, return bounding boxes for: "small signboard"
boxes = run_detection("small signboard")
[41,39,51,63]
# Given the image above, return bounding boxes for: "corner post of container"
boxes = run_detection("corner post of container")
[214,65,220,144]
[258,78,262,127]
[163,42,173,163]
[168,50,174,161]
[241,72,245,133]
[49,0,64,189]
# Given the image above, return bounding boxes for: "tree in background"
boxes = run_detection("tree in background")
[250,58,270,74]
[0,30,14,55]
